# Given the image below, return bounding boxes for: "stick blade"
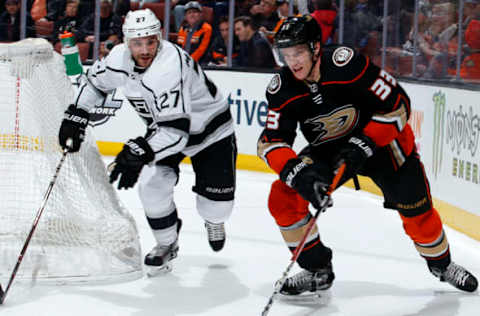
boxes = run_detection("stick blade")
[0,284,5,304]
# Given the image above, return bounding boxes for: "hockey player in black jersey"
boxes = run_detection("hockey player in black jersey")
[257,15,478,296]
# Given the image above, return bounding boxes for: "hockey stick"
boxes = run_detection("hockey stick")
[0,146,70,305]
[261,163,346,316]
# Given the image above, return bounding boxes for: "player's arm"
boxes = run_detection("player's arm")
[332,49,412,179]
[355,56,412,147]
[59,46,126,152]
[257,91,332,210]
[257,82,298,175]
[110,60,190,190]
[74,47,127,112]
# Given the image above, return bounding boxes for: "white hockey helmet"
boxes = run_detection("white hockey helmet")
[123,9,162,43]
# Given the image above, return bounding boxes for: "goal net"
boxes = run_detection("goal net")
[0,38,143,284]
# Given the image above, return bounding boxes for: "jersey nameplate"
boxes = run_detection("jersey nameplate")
[267,74,281,94]
[332,47,354,67]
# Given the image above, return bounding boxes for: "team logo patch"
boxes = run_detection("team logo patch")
[332,47,354,67]
[267,74,281,94]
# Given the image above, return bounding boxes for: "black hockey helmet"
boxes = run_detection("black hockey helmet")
[273,15,322,51]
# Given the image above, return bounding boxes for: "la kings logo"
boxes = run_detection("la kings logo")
[89,89,123,127]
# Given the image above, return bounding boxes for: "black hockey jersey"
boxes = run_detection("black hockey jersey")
[257,44,415,174]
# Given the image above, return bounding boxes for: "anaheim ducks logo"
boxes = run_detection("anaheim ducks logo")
[305,105,359,145]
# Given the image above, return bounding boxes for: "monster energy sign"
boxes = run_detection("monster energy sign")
[434,90,480,184]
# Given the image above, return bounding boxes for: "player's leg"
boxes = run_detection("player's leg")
[268,179,334,295]
[369,151,477,292]
[190,134,237,252]
[138,153,185,275]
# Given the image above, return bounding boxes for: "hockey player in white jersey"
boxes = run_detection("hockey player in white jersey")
[58,9,237,275]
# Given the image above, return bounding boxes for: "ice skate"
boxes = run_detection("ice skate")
[279,263,335,298]
[144,219,182,277]
[205,221,225,252]
[430,262,478,292]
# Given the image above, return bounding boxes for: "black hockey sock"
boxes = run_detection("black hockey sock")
[426,250,451,273]
[292,239,332,271]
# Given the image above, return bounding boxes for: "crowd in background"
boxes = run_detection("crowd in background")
[1,0,480,84]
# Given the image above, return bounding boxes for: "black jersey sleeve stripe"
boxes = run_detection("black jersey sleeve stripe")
[140,80,159,109]
[156,117,191,134]
[105,66,129,76]
[173,45,186,113]
[154,136,184,154]
[187,108,232,146]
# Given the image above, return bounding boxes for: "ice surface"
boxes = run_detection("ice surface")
[1,162,479,316]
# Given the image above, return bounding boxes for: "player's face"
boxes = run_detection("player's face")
[280,44,314,80]
[129,35,159,68]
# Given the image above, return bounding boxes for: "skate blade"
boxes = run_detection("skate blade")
[278,289,331,306]
[145,263,172,277]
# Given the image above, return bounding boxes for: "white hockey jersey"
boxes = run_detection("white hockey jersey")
[74,41,234,162]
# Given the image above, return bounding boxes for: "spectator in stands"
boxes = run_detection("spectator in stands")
[309,0,336,44]
[78,0,122,43]
[339,0,381,50]
[0,0,36,42]
[173,0,227,34]
[113,0,131,17]
[234,15,276,68]
[177,1,212,65]
[265,0,300,43]
[419,1,458,79]
[250,0,280,33]
[463,0,480,30]
[30,0,47,21]
[78,0,122,59]
[210,16,240,66]
[78,0,95,19]
[461,18,480,82]
[51,0,82,44]
[235,0,257,17]
[37,0,65,22]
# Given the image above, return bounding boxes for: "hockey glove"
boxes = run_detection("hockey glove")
[58,105,90,152]
[333,134,376,181]
[279,157,332,211]
[109,137,155,190]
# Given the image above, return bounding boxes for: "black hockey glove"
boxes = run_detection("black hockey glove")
[58,104,90,152]
[109,137,155,190]
[333,134,376,181]
[279,157,332,211]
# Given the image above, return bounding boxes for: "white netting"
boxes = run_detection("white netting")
[0,39,143,283]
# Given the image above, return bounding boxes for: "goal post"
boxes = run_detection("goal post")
[0,38,143,284]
